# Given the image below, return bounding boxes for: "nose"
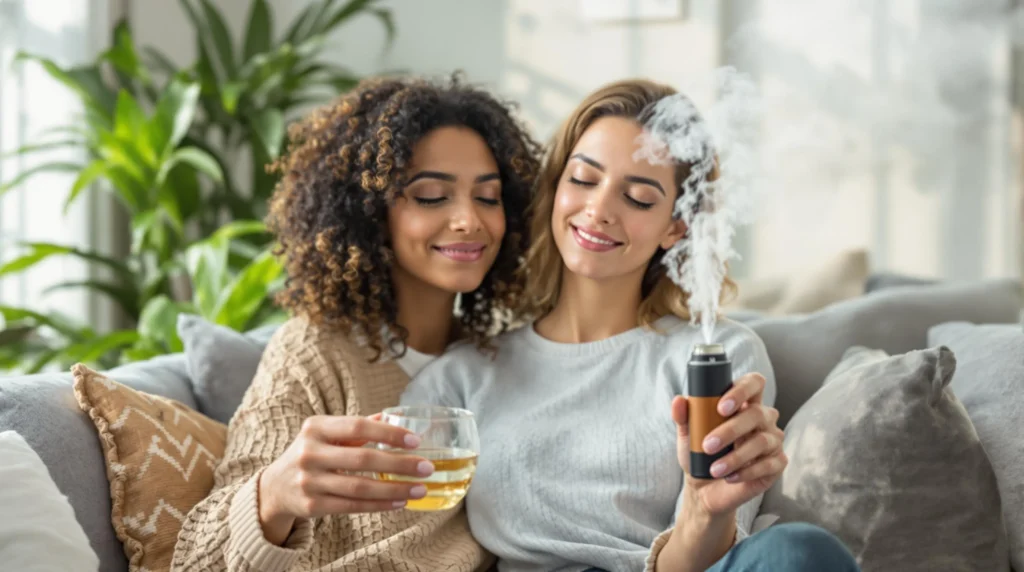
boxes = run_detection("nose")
[584,187,616,225]
[449,197,484,234]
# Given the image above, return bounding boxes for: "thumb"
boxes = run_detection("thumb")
[671,395,688,437]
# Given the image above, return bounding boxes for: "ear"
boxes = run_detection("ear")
[660,220,687,250]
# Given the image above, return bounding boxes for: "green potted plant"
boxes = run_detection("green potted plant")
[0,0,395,373]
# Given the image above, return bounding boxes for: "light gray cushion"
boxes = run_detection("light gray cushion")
[745,278,1022,426]
[178,314,270,424]
[761,345,1010,572]
[864,271,938,292]
[928,322,1024,571]
[0,354,193,572]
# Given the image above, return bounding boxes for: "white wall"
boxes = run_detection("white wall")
[130,0,1022,283]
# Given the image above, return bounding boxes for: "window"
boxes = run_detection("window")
[0,0,110,326]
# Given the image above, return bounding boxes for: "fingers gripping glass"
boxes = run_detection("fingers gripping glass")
[377,405,480,511]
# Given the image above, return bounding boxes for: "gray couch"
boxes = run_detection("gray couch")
[1,276,1021,571]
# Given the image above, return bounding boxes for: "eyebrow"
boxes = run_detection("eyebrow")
[570,153,666,195]
[406,171,501,185]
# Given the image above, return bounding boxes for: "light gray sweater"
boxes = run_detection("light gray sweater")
[400,315,776,572]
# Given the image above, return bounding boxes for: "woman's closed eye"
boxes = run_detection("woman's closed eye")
[569,176,597,187]
[624,194,654,210]
[413,196,447,206]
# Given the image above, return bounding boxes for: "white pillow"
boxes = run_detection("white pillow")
[0,430,99,572]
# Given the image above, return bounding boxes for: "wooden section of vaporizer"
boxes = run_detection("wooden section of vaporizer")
[689,396,726,453]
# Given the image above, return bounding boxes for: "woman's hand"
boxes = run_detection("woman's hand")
[673,372,786,517]
[258,415,434,545]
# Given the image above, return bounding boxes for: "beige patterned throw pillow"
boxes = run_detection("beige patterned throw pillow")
[72,364,227,572]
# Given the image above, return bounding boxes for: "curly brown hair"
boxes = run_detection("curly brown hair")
[266,74,540,359]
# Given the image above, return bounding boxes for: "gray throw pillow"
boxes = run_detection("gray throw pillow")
[746,278,1021,427]
[0,355,193,572]
[864,271,938,293]
[760,345,1010,572]
[177,314,270,424]
[928,322,1024,571]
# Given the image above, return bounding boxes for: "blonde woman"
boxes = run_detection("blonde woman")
[401,79,859,572]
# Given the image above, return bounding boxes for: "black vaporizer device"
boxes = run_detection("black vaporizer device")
[688,343,733,479]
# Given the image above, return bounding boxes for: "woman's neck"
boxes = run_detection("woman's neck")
[535,267,643,343]
[392,268,456,356]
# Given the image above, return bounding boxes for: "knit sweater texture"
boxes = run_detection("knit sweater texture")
[171,317,492,572]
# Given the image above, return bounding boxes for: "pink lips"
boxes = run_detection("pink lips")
[571,225,622,252]
[433,242,486,262]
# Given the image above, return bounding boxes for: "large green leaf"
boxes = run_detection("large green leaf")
[113,90,155,163]
[64,159,108,213]
[0,243,73,276]
[96,129,152,186]
[206,220,268,242]
[185,220,268,317]
[23,348,63,374]
[103,165,150,212]
[15,54,116,116]
[143,47,180,77]
[0,162,83,198]
[0,305,79,337]
[199,0,239,79]
[368,8,397,46]
[151,80,201,156]
[155,146,224,188]
[248,108,284,159]
[161,162,201,224]
[137,295,184,352]
[0,138,83,159]
[0,242,133,282]
[114,90,147,136]
[63,330,140,365]
[323,0,391,40]
[243,0,273,61]
[42,280,140,319]
[212,249,282,330]
[283,2,322,44]
[0,324,35,346]
[219,81,245,115]
[103,20,149,85]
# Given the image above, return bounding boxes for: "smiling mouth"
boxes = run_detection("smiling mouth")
[571,224,622,252]
[432,243,486,262]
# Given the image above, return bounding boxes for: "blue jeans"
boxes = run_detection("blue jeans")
[582,522,858,572]
[707,523,859,571]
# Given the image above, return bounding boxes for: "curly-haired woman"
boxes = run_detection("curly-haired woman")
[171,74,539,572]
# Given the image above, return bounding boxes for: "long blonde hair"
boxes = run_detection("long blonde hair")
[517,78,736,327]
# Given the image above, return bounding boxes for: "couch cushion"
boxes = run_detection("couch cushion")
[0,430,99,571]
[744,278,1022,426]
[0,354,193,572]
[864,271,938,292]
[761,345,1010,572]
[727,249,869,315]
[72,364,227,572]
[928,322,1024,571]
[178,314,266,424]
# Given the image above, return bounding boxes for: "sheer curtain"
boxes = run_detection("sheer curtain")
[0,0,115,327]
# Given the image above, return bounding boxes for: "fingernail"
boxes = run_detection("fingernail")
[392,500,407,508]
[416,460,435,476]
[703,436,721,453]
[410,485,427,499]
[403,434,421,448]
[725,473,740,483]
[710,462,728,477]
[719,399,736,416]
